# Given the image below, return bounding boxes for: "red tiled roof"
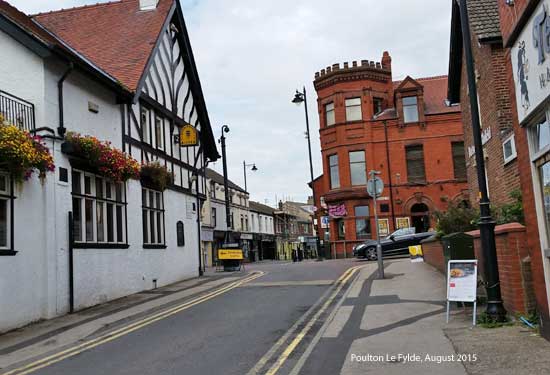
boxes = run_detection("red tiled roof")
[393,75,460,115]
[0,0,58,45]
[34,0,174,92]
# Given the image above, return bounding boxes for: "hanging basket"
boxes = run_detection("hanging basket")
[140,161,174,191]
[62,132,140,182]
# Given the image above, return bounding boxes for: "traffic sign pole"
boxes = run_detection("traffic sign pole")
[368,171,384,279]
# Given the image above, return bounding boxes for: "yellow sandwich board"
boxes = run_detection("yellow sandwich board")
[218,249,243,260]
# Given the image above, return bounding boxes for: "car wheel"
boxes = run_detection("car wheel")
[366,247,377,261]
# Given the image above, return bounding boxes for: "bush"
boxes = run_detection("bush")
[434,201,479,236]
[494,190,524,225]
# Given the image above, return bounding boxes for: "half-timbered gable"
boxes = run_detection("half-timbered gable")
[35,0,219,196]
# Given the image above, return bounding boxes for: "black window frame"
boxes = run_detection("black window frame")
[142,187,166,249]
[71,169,129,249]
[0,172,16,256]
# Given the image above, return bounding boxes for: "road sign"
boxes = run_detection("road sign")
[218,249,243,260]
[367,177,384,198]
[321,216,329,228]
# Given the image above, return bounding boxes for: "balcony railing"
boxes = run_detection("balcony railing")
[0,90,35,132]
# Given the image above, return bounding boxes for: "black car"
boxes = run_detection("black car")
[352,228,435,260]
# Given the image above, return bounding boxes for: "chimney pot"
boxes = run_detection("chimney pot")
[343,62,349,69]
[361,60,368,66]
[352,61,358,67]
[139,0,159,11]
[332,63,340,70]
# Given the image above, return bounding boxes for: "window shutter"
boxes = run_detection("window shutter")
[406,145,425,183]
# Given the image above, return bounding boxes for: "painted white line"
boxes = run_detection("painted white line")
[322,306,354,338]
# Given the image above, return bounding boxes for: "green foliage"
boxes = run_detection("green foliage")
[494,190,524,225]
[434,202,479,236]
[477,312,513,328]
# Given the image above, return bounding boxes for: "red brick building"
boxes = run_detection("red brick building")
[495,0,550,337]
[312,53,468,258]
[448,0,520,206]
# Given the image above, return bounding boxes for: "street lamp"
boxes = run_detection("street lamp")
[243,161,258,192]
[458,0,506,321]
[291,87,323,261]
[219,125,232,236]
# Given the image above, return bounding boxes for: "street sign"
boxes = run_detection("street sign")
[367,177,384,198]
[321,216,329,228]
[218,249,243,260]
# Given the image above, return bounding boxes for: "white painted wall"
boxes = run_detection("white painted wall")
[0,29,204,332]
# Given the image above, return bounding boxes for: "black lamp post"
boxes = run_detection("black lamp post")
[219,125,232,237]
[243,161,258,192]
[292,87,323,261]
[458,0,506,321]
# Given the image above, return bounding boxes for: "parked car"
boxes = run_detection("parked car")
[352,227,435,260]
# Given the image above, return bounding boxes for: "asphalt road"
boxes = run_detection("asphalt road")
[28,259,361,375]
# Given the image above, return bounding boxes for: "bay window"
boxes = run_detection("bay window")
[325,102,335,126]
[72,170,127,246]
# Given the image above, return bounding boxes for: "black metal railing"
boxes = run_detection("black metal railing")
[0,90,35,131]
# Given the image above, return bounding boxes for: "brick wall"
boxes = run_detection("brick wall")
[459,33,520,206]
[467,223,536,315]
[422,237,445,273]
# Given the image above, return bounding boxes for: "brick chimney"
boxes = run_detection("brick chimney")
[381,51,392,71]
[139,0,159,11]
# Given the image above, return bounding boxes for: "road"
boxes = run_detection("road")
[5,259,363,375]
[3,258,465,375]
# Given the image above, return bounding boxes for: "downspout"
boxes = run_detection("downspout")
[58,63,74,138]
[384,121,397,230]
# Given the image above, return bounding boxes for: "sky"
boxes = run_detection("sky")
[10,0,453,207]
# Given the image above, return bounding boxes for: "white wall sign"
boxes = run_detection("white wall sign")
[512,0,550,124]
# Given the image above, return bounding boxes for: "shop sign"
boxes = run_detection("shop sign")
[396,217,410,229]
[240,233,253,240]
[511,1,550,124]
[218,249,243,260]
[328,203,347,218]
[179,124,198,147]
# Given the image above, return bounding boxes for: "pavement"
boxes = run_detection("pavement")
[1,258,550,375]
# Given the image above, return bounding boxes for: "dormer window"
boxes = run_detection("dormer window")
[403,96,419,123]
[345,98,362,121]
[325,102,335,126]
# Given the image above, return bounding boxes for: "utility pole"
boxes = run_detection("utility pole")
[458,0,506,320]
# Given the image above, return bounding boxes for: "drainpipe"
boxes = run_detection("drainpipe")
[384,121,397,230]
[58,63,74,138]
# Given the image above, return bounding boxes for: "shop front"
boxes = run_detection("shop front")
[510,1,550,333]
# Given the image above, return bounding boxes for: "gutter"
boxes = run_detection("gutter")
[57,62,74,137]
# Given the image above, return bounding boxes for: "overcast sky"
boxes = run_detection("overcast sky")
[11,0,452,207]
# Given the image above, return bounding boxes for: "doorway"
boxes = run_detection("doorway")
[411,203,430,233]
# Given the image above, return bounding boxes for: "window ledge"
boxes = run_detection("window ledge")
[73,243,130,249]
[0,250,18,256]
[143,244,167,249]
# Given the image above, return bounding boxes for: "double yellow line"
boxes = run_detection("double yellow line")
[264,265,362,375]
[2,271,264,375]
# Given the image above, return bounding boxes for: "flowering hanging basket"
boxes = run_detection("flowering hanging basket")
[62,132,140,182]
[140,161,174,191]
[0,115,55,182]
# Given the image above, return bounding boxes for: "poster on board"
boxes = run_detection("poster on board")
[409,245,424,263]
[396,217,410,229]
[447,260,478,302]
[378,218,389,236]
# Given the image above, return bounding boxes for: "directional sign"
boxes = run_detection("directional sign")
[218,249,243,260]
